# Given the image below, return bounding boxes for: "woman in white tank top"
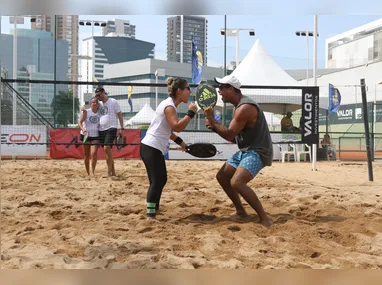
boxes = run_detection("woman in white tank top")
[141,77,198,220]
[79,97,101,176]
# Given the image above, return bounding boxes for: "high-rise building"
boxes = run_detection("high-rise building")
[0,30,69,124]
[80,36,155,104]
[102,19,136,38]
[167,16,208,65]
[0,30,68,81]
[31,15,79,84]
[326,18,382,69]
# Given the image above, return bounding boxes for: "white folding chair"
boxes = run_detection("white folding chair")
[295,143,311,162]
[278,143,296,163]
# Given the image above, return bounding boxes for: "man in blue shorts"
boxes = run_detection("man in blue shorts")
[204,75,273,227]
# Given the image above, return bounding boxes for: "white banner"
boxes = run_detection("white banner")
[0,125,47,156]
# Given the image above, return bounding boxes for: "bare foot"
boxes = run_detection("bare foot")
[229,211,248,222]
[236,209,248,218]
[260,219,273,228]
[146,216,159,223]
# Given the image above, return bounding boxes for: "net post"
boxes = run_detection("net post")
[360,78,374,181]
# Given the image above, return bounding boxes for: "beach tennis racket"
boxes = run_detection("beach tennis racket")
[116,133,123,150]
[170,143,217,158]
[195,84,218,110]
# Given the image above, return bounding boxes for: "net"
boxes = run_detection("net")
[1,78,380,161]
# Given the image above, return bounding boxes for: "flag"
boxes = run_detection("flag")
[214,110,221,122]
[93,77,101,90]
[192,39,204,84]
[328,83,341,114]
[127,86,133,112]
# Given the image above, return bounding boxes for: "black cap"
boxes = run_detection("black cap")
[95,87,105,93]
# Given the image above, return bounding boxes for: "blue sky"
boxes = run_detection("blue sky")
[1,15,381,70]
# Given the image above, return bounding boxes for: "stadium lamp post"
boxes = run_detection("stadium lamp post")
[8,16,39,127]
[68,72,82,124]
[295,30,319,86]
[220,28,255,68]
[79,20,107,38]
[79,20,106,98]
[155,69,166,108]
[9,16,27,126]
[70,54,92,123]
[298,16,319,171]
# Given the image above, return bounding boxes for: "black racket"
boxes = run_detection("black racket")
[195,84,218,110]
[115,133,123,150]
[170,143,217,158]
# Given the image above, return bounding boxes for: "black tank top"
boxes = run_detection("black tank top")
[234,96,273,166]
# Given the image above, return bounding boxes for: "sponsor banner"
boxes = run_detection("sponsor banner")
[377,104,382,123]
[0,125,47,156]
[319,101,382,124]
[50,129,140,159]
[301,87,319,144]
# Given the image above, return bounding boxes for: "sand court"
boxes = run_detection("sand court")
[1,159,382,269]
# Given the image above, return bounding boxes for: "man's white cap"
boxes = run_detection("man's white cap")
[214,75,241,89]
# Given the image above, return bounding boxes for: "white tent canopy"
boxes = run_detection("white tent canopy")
[216,39,302,114]
[125,103,156,126]
[233,39,299,86]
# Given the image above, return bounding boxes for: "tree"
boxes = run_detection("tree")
[51,90,80,127]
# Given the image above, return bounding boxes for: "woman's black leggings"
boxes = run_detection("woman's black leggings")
[140,143,167,217]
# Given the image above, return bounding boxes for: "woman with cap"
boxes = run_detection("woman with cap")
[78,97,101,176]
[140,77,197,220]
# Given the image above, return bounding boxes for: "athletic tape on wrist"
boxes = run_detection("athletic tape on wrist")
[174,137,183,145]
[186,110,196,119]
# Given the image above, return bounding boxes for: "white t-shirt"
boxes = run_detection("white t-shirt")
[99,98,121,131]
[80,108,100,137]
[141,97,176,155]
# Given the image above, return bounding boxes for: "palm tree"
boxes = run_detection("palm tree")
[51,90,79,127]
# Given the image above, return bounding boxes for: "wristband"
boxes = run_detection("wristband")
[186,110,196,119]
[174,137,183,145]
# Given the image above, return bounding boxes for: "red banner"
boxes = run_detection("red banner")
[50,129,140,159]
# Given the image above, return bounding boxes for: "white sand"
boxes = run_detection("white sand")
[1,159,382,269]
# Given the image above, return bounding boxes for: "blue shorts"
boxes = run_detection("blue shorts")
[226,150,264,177]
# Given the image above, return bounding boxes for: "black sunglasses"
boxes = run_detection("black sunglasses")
[183,86,191,91]
[218,84,231,90]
